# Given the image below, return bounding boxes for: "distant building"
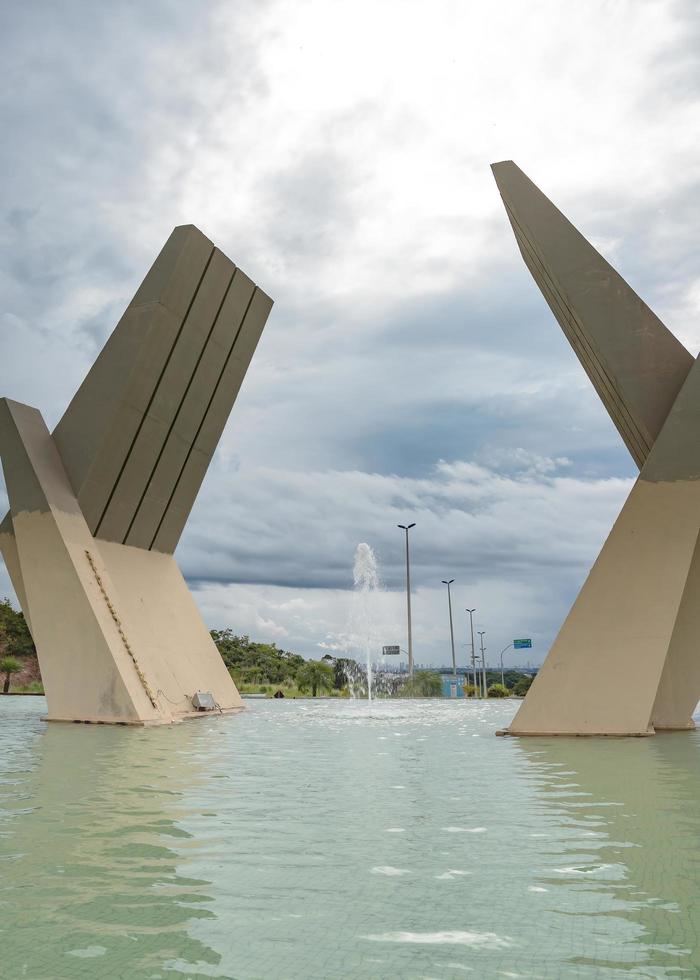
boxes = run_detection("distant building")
[439,674,465,699]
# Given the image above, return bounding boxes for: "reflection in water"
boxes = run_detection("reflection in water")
[518,732,700,976]
[3,697,700,979]
[0,700,224,979]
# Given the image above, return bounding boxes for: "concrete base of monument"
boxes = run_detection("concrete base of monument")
[652,720,697,731]
[43,705,247,726]
[496,715,697,736]
[496,727,656,737]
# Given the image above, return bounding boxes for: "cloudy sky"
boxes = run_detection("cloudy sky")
[2,0,700,669]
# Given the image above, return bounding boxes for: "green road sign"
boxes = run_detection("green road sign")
[513,638,532,649]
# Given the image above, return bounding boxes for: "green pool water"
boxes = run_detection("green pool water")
[1,696,699,979]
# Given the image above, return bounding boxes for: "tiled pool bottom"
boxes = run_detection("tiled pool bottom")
[1,699,700,980]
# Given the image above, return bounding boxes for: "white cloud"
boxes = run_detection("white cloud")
[186,455,631,662]
[0,0,697,665]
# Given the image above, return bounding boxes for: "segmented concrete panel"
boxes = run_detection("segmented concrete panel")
[53,227,214,530]
[125,267,258,550]
[95,247,235,544]
[151,286,273,554]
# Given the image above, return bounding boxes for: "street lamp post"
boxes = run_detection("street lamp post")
[478,630,487,697]
[498,642,514,688]
[397,523,416,677]
[442,579,456,686]
[466,608,476,694]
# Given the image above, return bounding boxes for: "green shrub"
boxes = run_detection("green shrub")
[401,671,443,698]
[16,680,43,694]
[0,599,35,658]
[0,656,23,694]
[513,675,534,697]
[487,682,509,698]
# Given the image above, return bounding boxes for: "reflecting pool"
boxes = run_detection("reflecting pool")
[1,696,700,978]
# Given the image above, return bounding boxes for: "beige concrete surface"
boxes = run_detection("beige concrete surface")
[506,477,700,735]
[0,227,272,725]
[651,532,700,730]
[0,399,164,724]
[98,539,244,715]
[493,161,700,736]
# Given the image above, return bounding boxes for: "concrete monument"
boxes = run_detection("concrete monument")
[0,226,272,724]
[492,161,700,736]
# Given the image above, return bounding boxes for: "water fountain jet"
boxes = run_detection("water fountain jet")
[352,543,381,703]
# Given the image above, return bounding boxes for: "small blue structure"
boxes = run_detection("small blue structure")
[440,674,466,699]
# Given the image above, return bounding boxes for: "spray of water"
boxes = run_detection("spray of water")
[352,543,380,703]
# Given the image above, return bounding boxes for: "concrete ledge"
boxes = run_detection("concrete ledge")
[652,721,696,731]
[496,727,656,738]
[0,692,44,697]
[43,705,246,726]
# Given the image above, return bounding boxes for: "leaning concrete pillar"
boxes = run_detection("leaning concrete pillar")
[492,161,700,735]
[0,399,164,723]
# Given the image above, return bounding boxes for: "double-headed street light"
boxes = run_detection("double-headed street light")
[466,608,476,693]
[441,579,456,681]
[397,523,416,677]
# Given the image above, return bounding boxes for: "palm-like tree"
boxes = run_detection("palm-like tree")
[0,657,22,694]
[297,660,333,698]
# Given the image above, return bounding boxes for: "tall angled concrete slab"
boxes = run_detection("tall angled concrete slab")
[492,161,700,736]
[492,161,693,468]
[151,285,273,553]
[126,267,266,551]
[52,226,215,534]
[94,246,237,545]
[0,227,273,725]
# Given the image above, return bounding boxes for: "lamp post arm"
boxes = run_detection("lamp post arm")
[499,643,514,688]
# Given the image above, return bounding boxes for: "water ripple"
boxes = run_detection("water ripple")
[0,696,699,978]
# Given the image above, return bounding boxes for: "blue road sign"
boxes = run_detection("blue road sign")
[513,638,532,649]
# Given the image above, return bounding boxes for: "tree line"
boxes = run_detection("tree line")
[209,629,534,698]
[211,629,345,697]
[0,599,35,692]
[0,601,534,699]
